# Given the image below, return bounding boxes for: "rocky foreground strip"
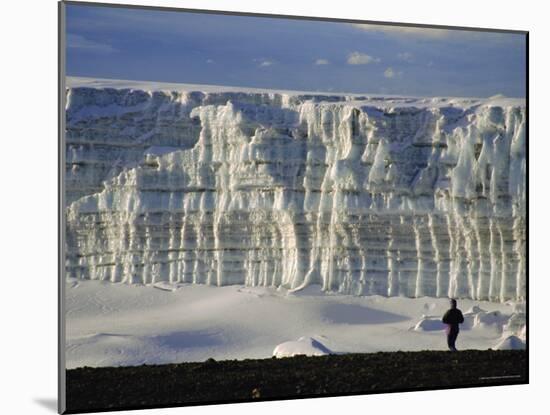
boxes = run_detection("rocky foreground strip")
[66,349,527,413]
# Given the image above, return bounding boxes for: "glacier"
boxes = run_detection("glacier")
[65,77,526,302]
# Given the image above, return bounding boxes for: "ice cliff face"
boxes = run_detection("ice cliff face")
[65,78,526,302]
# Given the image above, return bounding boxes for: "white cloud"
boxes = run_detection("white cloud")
[253,58,274,67]
[315,58,330,65]
[349,23,512,43]
[397,52,414,62]
[384,67,396,78]
[206,59,214,64]
[67,34,117,53]
[350,24,453,39]
[347,52,381,65]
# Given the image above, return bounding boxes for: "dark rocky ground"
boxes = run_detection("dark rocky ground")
[65,350,527,414]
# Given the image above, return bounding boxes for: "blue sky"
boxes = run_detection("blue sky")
[66,4,526,98]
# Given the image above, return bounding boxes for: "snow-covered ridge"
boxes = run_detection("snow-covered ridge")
[65,77,526,301]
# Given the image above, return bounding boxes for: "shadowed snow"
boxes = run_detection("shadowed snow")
[66,280,525,368]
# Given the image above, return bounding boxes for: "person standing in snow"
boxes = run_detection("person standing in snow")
[442,299,464,351]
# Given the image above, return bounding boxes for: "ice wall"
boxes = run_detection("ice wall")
[65,80,526,302]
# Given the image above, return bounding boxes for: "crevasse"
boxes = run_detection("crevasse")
[65,81,526,302]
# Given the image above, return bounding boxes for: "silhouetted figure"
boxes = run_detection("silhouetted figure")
[442,299,464,351]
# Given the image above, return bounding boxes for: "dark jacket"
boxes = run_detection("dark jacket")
[442,308,464,331]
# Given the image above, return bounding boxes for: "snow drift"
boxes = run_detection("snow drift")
[65,77,526,302]
[273,336,333,358]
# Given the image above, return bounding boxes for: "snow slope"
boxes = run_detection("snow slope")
[65,280,525,368]
[65,77,526,302]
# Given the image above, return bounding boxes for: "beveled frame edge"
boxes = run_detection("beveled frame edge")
[63,0,528,35]
[58,1,67,413]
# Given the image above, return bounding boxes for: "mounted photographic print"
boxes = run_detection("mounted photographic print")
[58,1,528,413]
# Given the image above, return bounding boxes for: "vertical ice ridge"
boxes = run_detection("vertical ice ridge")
[65,86,526,301]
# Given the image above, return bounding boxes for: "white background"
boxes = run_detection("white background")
[0,0,545,413]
